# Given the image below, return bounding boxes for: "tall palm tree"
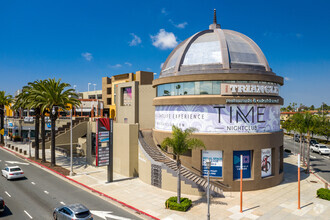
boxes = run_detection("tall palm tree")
[0,91,13,144]
[161,125,205,204]
[38,78,80,166]
[302,112,320,173]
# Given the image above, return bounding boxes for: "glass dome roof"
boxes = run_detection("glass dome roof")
[160,13,272,78]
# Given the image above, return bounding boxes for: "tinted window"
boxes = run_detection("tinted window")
[319,146,327,149]
[10,168,21,172]
[75,211,90,218]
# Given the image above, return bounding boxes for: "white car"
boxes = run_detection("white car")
[1,166,25,180]
[311,144,330,155]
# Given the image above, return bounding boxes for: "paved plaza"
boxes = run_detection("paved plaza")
[3,139,329,220]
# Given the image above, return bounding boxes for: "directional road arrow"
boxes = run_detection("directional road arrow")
[5,161,30,165]
[90,210,131,220]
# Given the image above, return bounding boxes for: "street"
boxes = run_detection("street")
[0,148,142,220]
[284,135,330,183]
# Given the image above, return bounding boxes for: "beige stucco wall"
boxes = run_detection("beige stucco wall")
[138,85,156,130]
[113,123,138,177]
[116,81,139,124]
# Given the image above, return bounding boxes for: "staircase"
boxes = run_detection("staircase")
[32,117,89,149]
[139,130,230,196]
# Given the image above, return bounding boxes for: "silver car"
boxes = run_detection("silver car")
[1,166,25,180]
[53,203,93,220]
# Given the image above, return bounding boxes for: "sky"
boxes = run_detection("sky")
[0,0,329,107]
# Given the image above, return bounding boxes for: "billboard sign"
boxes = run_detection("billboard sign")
[221,83,279,96]
[202,150,223,177]
[233,150,251,179]
[261,148,272,177]
[155,104,280,134]
[96,118,113,167]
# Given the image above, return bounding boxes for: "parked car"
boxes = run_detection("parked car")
[311,144,330,155]
[1,166,25,180]
[53,204,93,220]
[309,139,319,146]
[0,197,4,213]
[294,134,306,142]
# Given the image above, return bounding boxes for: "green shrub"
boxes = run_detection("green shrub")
[165,196,192,212]
[317,188,330,201]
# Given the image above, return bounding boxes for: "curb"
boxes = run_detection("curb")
[0,145,160,220]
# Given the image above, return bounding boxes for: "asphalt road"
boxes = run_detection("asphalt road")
[0,148,143,220]
[284,135,330,183]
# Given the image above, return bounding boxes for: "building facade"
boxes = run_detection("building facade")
[152,14,284,191]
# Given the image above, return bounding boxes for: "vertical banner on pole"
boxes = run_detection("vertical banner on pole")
[95,118,112,167]
[298,153,301,209]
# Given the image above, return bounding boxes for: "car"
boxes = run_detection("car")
[311,144,330,155]
[294,134,306,143]
[309,139,319,146]
[1,166,25,180]
[0,197,4,213]
[53,204,93,220]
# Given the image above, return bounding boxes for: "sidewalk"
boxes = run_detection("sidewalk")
[2,140,330,220]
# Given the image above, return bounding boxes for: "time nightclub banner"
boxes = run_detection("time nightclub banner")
[96,118,113,167]
[155,104,280,133]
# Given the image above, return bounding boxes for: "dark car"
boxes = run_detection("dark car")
[309,139,319,146]
[294,134,306,143]
[0,197,4,213]
[53,203,93,220]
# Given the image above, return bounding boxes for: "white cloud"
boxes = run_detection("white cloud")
[161,8,168,15]
[160,63,164,69]
[81,52,93,61]
[125,62,132,66]
[169,19,188,29]
[146,67,152,71]
[284,77,291,81]
[129,33,141,46]
[108,64,122,68]
[151,29,178,50]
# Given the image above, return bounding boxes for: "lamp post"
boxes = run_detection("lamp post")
[28,128,31,158]
[205,158,211,220]
[88,83,91,92]
[69,108,73,176]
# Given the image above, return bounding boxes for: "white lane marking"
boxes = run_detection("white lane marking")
[5,161,30,165]
[44,191,49,194]
[31,182,35,185]
[310,155,316,159]
[60,201,65,205]
[5,191,11,197]
[91,210,131,220]
[24,210,33,219]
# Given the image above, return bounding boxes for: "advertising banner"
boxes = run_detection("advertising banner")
[155,104,280,134]
[233,150,251,179]
[261,148,272,177]
[96,118,113,167]
[123,87,132,106]
[202,150,223,177]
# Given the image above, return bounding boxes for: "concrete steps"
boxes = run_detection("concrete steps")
[139,130,229,195]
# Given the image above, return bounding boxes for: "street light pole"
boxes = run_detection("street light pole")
[88,83,91,92]
[4,108,7,147]
[28,128,31,158]
[70,108,73,176]
[206,158,211,220]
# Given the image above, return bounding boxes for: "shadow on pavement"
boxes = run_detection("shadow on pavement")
[281,162,309,185]
[0,205,13,217]
[244,205,260,212]
[192,196,227,206]
[301,202,313,209]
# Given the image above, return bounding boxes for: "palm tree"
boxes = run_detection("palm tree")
[161,125,205,204]
[38,78,80,166]
[0,91,13,144]
[302,112,320,173]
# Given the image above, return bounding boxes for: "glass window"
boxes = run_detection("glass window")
[173,83,183,96]
[157,84,164,96]
[200,81,212,94]
[212,81,221,94]
[183,82,195,95]
[163,84,172,96]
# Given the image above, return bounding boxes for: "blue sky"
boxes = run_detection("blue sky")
[0,0,329,107]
